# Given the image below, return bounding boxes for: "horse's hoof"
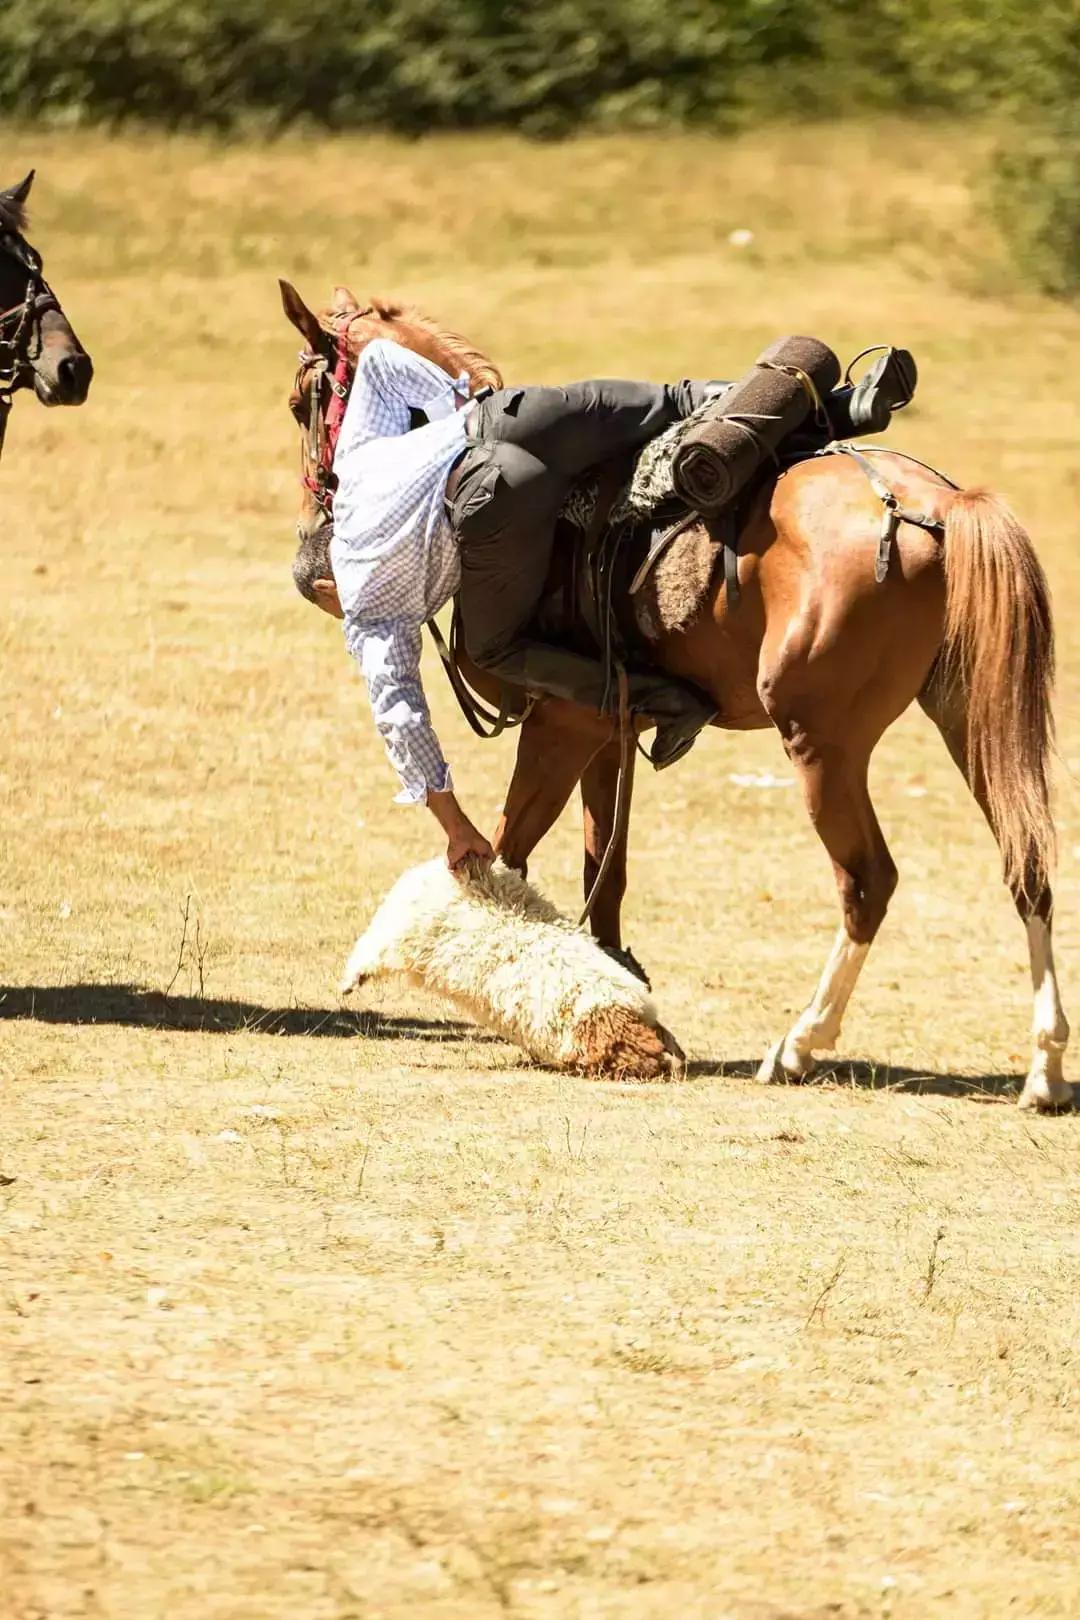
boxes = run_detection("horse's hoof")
[1018,1074,1074,1113]
[757,1039,814,1085]
[658,1022,686,1077]
[602,943,651,990]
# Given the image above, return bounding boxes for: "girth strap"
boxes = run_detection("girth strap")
[720,507,741,605]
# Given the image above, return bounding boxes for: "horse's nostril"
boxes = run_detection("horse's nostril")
[56,353,92,403]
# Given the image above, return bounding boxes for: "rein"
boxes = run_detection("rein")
[427,609,534,740]
[578,666,633,928]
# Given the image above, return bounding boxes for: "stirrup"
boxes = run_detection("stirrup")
[834,346,917,436]
[650,732,698,771]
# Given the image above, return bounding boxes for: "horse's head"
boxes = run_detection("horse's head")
[279,279,502,550]
[0,171,93,410]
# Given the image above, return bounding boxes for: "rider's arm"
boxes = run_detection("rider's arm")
[349,619,492,867]
[337,339,470,456]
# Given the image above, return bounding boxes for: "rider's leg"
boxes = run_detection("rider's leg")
[472,378,710,479]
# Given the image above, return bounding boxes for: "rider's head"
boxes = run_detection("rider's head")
[292,527,342,619]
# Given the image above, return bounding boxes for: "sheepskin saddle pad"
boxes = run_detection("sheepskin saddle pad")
[340,858,684,1081]
[552,414,728,643]
[553,403,725,641]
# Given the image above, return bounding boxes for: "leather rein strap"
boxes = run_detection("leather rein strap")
[583,456,634,713]
[425,606,534,740]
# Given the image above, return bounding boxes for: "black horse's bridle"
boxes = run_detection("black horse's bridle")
[0,227,60,456]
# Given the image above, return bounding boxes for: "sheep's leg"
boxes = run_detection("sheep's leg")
[340,924,381,993]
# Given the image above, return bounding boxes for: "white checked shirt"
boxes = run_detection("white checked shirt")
[330,339,473,804]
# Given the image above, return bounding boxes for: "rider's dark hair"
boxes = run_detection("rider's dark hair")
[292,524,334,603]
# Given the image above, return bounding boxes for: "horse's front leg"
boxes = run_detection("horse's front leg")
[493,699,611,875]
[580,737,647,974]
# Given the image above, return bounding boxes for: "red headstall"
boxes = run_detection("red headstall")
[298,327,354,523]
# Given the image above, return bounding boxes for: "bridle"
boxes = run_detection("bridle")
[292,320,355,531]
[0,226,60,459]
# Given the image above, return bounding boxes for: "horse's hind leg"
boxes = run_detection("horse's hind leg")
[919,676,1071,1112]
[759,739,897,1083]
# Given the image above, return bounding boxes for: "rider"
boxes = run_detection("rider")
[295,338,719,871]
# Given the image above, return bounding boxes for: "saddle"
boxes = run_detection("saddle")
[431,337,918,736]
[550,336,919,662]
[544,336,841,672]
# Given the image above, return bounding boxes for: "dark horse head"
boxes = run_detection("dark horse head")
[0,171,93,413]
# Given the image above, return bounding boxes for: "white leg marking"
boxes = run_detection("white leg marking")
[758,929,870,1083]
[1018,916,1072,1112]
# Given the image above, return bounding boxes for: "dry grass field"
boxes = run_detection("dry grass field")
[3,122,1080,1618]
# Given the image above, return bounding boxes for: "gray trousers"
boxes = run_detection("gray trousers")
[447,378,713,721]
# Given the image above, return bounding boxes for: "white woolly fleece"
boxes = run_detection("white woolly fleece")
[341,857,659,1067]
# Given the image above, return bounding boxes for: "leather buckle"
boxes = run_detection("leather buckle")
[875,499,899,583]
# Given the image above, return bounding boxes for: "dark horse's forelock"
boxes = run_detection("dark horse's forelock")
[0,192,28,236]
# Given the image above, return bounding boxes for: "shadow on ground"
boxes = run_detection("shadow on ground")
[685,1056,1037,1104]
[4,988,1065,1102]
[0,983,487,1042]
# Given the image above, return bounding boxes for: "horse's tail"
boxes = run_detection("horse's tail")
[941,489,1055,896]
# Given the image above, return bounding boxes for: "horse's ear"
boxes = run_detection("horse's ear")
[332,285,360,317]
[0,170,34,224]
[8,171,34,205]
[278,279,322,349]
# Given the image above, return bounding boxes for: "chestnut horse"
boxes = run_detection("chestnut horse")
[281,282,1070,1112]
[0,171,93,454]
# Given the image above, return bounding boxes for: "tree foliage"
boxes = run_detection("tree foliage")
[0,0,816,135]
[3,0,1078,290]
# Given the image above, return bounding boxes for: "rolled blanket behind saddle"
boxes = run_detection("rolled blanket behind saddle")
[671,335,841,513]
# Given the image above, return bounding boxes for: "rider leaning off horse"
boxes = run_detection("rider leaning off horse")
[291,336,906,872]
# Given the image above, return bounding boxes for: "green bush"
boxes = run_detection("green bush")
[2,0,1077,134]
[0,0,815,135]
[3,0,1080,297]
[991,108,1080,297]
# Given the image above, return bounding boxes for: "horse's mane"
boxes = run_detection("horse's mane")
[318,296,504,394]
[0,192,27,235]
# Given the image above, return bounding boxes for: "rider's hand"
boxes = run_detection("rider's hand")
[446,823,495,874]
[428,789,494,875]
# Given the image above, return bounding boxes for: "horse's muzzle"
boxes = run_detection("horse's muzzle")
[34,349,93,406]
